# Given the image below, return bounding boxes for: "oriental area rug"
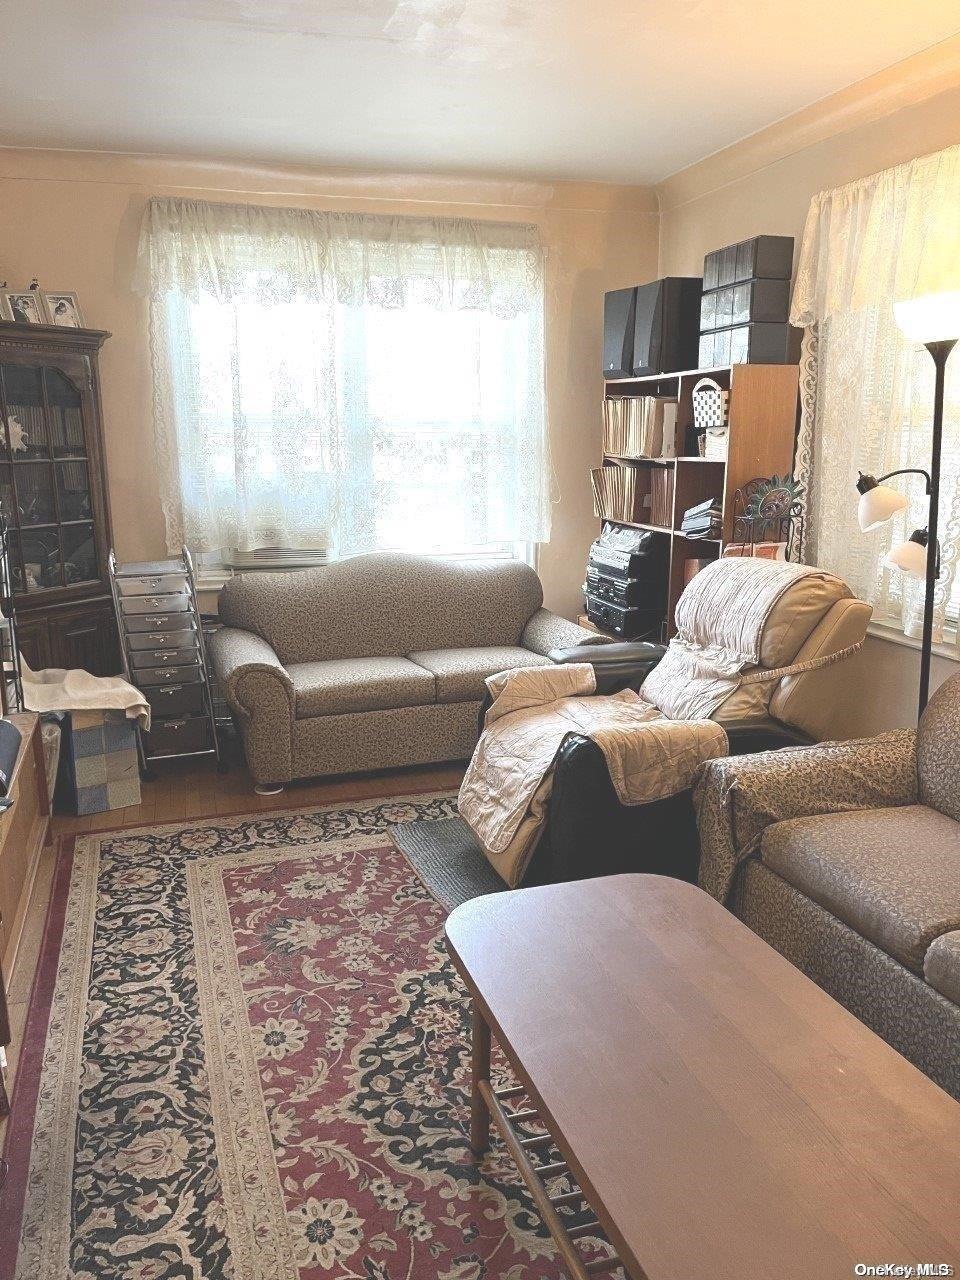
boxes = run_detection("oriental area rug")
[0,794,610,1280]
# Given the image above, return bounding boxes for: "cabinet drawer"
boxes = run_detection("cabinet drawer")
[145,683,206,716]
[121,593,190,615]
[125,613,196,634]
[127,628,196,650]
[130,647,198,669]
[117,573,189,597]
[144,715,211,756]
[138,664,203,687]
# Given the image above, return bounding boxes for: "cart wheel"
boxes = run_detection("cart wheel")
[217,758,230,774]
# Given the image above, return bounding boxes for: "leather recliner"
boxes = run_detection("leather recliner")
[505,569,872,886]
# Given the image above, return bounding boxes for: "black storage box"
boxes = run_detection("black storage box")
[704,235,794,289]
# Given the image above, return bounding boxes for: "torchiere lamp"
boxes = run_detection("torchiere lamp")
[854,290,960,717]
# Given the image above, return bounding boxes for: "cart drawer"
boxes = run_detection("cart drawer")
[144,716,212,757]
[145,683,206,716]
[125,614,196,634]
[127,628,197,650]
[120,593,191,615]
[138,664,203,687]
[130,646,199,669]
[117,573,189,596]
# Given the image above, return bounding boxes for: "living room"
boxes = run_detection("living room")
[0,4,959,1277]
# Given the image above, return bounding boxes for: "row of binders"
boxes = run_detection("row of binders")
[591,464,644,525]
[603,396,679,460]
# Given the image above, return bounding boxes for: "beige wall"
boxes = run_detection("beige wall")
[0,149,659,619]
[656,57,960,734]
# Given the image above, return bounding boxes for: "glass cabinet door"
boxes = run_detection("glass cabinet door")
[0,361,100,593]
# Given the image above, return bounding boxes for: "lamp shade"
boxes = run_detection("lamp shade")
[894,291,960,344]
[885,530,930,578]
[858,483,908,532]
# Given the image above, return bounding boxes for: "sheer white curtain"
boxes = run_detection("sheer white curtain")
[790,145,960,644]
[136,198,549,559]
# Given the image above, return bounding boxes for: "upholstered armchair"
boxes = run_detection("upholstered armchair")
[694,669,960,1100]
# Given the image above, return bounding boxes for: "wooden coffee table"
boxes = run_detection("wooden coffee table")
[445,874,960,1280]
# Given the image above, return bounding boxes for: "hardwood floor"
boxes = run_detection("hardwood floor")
[0,754,464,1154]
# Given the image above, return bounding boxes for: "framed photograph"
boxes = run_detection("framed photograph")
[44,291,84,328]
[1,289,49,326]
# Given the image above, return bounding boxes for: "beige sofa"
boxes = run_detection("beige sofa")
[695,669,960,1101]
[209,552,602,790]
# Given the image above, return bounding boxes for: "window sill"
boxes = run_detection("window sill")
[867,620,959,662]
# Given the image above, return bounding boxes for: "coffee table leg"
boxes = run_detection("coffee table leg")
[470,1002,491,1156]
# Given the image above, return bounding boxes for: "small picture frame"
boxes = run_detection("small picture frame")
[44,292,84,328]
[1,289,49,326]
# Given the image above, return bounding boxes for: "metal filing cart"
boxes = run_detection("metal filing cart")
[108,546,223,778]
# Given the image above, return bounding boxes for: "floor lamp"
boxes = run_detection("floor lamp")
[855,291,960,719]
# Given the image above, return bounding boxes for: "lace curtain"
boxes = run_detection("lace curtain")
[790,145,960,644]
[136,198,549,558]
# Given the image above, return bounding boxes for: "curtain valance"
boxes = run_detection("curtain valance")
[136,197,544,318]
[791,143,960,326]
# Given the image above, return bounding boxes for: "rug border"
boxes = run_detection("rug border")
[69,779,460,838]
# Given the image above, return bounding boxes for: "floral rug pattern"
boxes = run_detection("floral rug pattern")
[5,795,600,1280]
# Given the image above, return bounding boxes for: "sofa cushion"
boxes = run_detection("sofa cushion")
[409,647,552,704]
[761,805,960,973]
[289,656,436,718]
[917,669,960,823]
[924,931,960,1005]
[217,553,543,665]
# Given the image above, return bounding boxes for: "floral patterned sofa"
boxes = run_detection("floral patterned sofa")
[209,553,604,791]
[695,669,960,1101]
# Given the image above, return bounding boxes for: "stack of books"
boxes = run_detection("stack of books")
[680,498,722,540]
[603,397,679,459]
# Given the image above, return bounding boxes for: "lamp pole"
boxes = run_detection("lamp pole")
[918,338,956,717]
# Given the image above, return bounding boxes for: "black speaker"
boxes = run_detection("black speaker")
[632,277,703,376]
[602,287,637,380]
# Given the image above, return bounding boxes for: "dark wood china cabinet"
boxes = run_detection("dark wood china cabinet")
[0,322,120,675]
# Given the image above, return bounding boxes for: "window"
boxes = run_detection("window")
[791,146,960,647]
[139,199,550,565]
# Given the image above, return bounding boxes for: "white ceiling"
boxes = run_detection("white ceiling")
[3,1,960,183]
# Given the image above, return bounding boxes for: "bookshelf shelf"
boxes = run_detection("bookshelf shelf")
[595,362,800,637]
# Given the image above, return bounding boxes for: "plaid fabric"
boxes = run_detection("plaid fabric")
[62,710,140,815]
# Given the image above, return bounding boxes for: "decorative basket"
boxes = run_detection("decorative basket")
[692,376,729,431]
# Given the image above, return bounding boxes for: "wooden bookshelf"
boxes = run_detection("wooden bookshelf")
[596,363,799,636]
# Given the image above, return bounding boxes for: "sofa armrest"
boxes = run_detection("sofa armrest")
[522,608,610,657]
[208,628,295,786]
[694,728,918,905]
[209,627,294,715]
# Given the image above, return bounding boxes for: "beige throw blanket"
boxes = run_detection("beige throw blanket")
[641,558,824,721]
[458,664,727,887]
[21,657,151,729]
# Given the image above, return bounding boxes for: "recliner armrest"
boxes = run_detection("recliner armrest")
[549,640,666,694]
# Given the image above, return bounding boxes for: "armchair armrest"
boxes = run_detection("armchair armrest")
[208,627,294,716]
[694,728,918,905]
[521,608,610,657]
